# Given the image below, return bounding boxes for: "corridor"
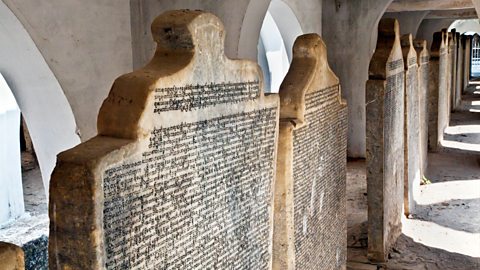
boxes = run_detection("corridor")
[347,86,480,269]
[2,1,480,269]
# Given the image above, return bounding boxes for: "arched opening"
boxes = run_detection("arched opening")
[447,20,480,78]
[0,3,81,268]
[0,2,81,198]
[472,34,480,78]
[0,72,45,235]
[346,3,480,266]
[449,19,480,35]
[257,0,303,93]
[0,74,23,225]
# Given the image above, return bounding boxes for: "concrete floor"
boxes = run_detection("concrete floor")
[347,85,480,269]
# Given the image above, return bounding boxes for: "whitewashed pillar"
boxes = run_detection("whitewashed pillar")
[0,73,24,224]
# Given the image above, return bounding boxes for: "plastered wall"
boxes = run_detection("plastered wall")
[3,0,133,141]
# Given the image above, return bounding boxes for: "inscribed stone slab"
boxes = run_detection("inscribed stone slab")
[449,30,458,113]
[428,32,443,152]
[0,242,24,270]
[455,33,463,110]
[439,31,450,145]
[49,10,279,270]
[413,39,430,179]
[464,35,472,93]
[401,34,420,216]
[274,34,347,270]
[366,18,404,263]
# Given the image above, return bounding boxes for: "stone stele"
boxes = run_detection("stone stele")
[401,34,420,216]
[455,32,463,110]
[439,30,450,146]
[366,18,405,263]
[0,242,24,270]
[413,39,429,179]
[428,31,447,152]
[448,30,458,113]
[463,35,472,94]
[49,10,280,270]
[273,34,347,270]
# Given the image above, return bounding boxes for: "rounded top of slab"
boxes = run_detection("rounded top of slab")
[447,32,454,42]
[401,34,417,69]
[151,10,225,54]
[290,33,325,57]
[431,31,446,57]
[97,10,265,140]
[378,18,400,38]
[279,33,342,126]
[413,39,427,50]
[368,18,403,79]
[460,35,468,47]
[413,39,429,65]
[400,34,413,48]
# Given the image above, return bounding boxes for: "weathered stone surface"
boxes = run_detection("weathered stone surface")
[0,242,24,270]
[413,39,430,179]
[439,30,450,145]
[22,235,48,270]
[455,33,463,110]
[449,30,458,114]
[49,10,279,269]
[464,35,472,93]
[446,31,453,110]
[274,34,347,270]
[401,34,420,216]
[366,18,404,263]
[462,35,472,93]
[428,32,445,152]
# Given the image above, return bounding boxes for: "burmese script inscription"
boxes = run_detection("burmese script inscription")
[293,85,347,269]
[366,18,404,262]
[103,83,277,269]
[154,81,260,112]
[49,11,279,270]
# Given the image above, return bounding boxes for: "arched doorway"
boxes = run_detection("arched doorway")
[0,2,81,199]
[257,0,303,93]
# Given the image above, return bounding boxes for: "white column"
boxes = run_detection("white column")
[0,73,24,224]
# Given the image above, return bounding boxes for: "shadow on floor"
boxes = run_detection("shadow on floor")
[426,152,480,182]
[441,99,480,154]
[347,152,480,269]
[347,234,480,270]
[444,132,480,145]
[414,198,480,234]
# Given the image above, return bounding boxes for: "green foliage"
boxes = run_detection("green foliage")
[421,175,431,185]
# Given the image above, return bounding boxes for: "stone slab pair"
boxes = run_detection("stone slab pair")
[49,10,348,270]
